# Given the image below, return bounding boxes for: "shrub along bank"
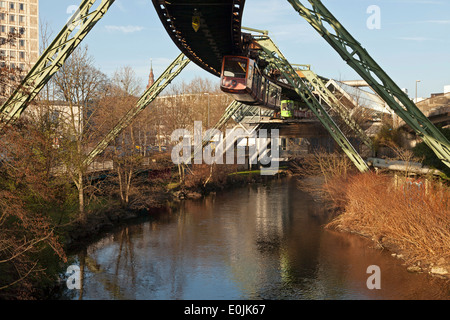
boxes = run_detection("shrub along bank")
[325,172,450,278]
[293,152,450,279]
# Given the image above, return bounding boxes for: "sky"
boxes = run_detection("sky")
[38,0,450,98]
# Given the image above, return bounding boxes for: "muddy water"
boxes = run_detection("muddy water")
[61,177,449,300]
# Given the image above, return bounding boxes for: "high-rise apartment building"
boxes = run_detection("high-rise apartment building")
[0,0,39,73]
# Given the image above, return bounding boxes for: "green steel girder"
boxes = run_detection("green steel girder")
[255,37,369,172]
[83,53,190,167]
[0,0,116,129]
[288,0,450,169]
[191,100,244,162]
[297,66,373,149]
[212,100,245,133]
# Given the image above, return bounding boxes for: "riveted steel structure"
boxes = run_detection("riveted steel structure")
[84,53,191,167]
[288,0,450,168]
[2,0,448,172]
[255,36,369,172]
[0,0,116,130]
[296,65,373,149]
[190,100,244,162]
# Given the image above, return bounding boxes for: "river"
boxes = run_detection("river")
[59,177,449,300]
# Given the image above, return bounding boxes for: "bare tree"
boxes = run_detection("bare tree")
[0,120,67,299]
[52,45,108,220]
[93,66,149,207]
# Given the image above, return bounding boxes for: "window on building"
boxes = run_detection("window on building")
[19,39,24,47]
[9,2,14,10]
[19,3,24,11]
[9,14,15,22]
[0,1,6,9]
[19,51,24,59]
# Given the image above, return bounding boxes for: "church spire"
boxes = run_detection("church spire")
[147,59,155,89]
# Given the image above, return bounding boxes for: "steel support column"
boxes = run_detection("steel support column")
[191,100,244,161]
[297,66,373,149]
[288,0,450,168]
[256,37,369,172]
[83,53,190,167]
[0,0,116,129]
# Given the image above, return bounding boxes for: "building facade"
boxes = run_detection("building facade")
[0,0,39,73]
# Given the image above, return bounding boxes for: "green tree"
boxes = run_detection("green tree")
[413,126,450,177]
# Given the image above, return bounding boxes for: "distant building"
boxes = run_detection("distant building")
[24,100,83,146]
[0,0,39,72]
[445,85,450,95]
[0,0,39,99]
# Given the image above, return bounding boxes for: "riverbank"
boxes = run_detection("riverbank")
[33,164,288,299]
[63,165,288,250]
[293,157,450,281]
[327,172,450,280]
[55,173,450,300]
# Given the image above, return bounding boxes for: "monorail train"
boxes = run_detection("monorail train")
[280,99,315,119]
[220,56,282,110]
[280,100,295,118]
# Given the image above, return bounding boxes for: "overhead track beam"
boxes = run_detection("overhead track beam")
[288,0,450,168]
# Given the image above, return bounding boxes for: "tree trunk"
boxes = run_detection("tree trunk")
[117,166,125,204]
[78,172,85,221]
[125,168,132,204]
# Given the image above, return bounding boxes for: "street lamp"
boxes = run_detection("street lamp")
[415,80,421,103]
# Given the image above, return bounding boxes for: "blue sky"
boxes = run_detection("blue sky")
[39,0,450,98]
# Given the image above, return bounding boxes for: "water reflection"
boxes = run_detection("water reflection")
[63,177,449,300]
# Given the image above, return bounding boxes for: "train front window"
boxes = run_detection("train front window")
[223,57,248,78]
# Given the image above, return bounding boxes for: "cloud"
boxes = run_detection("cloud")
[393,0,445,4]
[105,25,145,33]
[421,20,450,24]
[396,36,433,41]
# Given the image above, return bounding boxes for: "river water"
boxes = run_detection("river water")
[60,177,449,300]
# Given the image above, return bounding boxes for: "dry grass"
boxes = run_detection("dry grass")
[184,163,239,189]
[294,151,358,210]
[326,172,450,266]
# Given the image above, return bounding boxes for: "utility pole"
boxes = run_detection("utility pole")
[204,92,210,127]
[415,80,421,103]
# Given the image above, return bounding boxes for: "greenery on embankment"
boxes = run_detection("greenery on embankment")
[413,127,450,178]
